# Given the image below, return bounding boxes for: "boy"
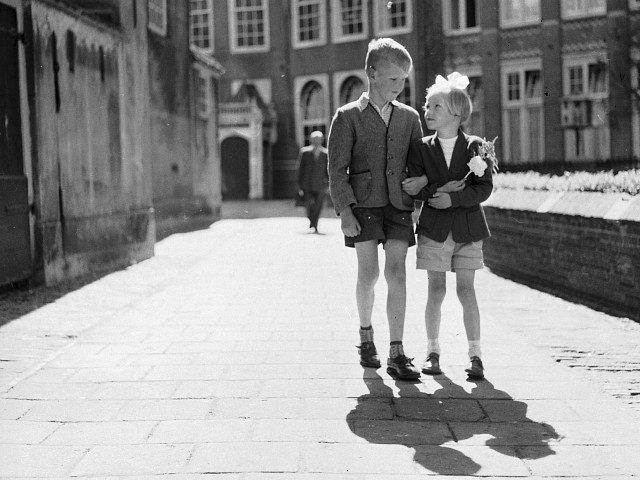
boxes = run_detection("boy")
[405,73,494,379]
[328,38,423,380]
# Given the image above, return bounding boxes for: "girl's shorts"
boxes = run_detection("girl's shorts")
[416,232,484,272]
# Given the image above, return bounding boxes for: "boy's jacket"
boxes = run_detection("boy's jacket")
[408,130,493,243]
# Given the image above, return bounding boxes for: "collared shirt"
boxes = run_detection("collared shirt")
[356,92,393,126]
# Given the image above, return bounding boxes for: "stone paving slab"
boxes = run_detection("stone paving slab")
[0,210,639,478]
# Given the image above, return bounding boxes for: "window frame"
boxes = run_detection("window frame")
[630,0,640,10]
[148,0,167,36]
[294,74,330,148]
[562,54,608,100]
[330,0,369,44]
[332,69,367,110]
[291,0,327,49]
[560,0,606,20]
[499,0,541,28]
[189,0,214,53]
[442,0,480,36]
[373,0,413,36]
[193,65,212,120]
[228,0,271,54]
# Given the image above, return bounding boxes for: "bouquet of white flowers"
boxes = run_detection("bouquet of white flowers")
[463,136,499,180]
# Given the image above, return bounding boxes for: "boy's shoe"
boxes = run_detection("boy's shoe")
[387,355,420,380]
[357,342,381,368]
[465,356,484,379]
[421,352,442,375]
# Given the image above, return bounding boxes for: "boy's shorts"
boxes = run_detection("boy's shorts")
[416,232,483,271]
[345,204,415,248]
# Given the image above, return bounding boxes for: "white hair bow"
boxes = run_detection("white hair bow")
[435,72,470,90]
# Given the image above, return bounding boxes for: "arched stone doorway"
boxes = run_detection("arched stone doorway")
[221,136,249,200]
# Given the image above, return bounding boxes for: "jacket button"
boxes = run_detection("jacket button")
[387,170,393,175]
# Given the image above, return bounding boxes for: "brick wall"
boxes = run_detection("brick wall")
[482,191,640,322]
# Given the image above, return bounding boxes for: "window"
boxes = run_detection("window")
[500,0,540,27]
[194,67,212,119]
[443,0,479,35]
[292,0,327,48]
[339,76,366,105]
[561,0,606,20]
[374,0,412,36]
[563,55,609,160]
[463,75,484,138]
[331,0,368,43]
[228,0,270,53]
[501,61,544,164]
[295,75,330,147]
[631,0,640,10]
[148,0,167,36]
[190,0,214,52]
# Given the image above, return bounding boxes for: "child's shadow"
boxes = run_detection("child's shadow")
[346,371,559,475]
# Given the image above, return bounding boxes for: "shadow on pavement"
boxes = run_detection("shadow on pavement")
[346,371,559,475]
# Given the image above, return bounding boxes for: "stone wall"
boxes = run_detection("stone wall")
[483,190,640,321]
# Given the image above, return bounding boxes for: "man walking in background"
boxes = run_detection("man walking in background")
[296,130,328,234]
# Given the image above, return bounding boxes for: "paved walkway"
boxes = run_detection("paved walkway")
[1,201,639,478]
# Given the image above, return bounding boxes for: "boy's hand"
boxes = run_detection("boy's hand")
[340,207,361,237]
[428,192,452,209]
[402,175,428,195]
[437,180,465,193]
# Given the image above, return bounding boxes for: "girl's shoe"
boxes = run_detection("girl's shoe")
[421,353,442,375]
[465,356,484,379]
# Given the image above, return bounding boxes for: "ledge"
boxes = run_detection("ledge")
[484,189,640,222]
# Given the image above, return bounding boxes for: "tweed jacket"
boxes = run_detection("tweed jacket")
[328,93,423,215]
[296,146,328,193]
[407,130,493,243]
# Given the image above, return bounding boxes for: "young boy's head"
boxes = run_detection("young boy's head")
[423,73,473,133]
[365,38,412,103]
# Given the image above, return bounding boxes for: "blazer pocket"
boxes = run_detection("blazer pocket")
[349,171,372,202]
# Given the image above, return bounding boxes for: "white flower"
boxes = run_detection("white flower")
[465,155,488,179]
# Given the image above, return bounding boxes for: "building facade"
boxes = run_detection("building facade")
[201,0,639,198]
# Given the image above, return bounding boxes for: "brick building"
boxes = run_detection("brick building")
[194,0,640,198]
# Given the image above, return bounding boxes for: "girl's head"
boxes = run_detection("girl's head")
[423,73,473,132]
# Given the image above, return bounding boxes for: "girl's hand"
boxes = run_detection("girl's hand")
[437,180,465,193]
[402,175,428,195]
[428,192,452,209]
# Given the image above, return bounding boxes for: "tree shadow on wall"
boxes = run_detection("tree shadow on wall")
[346,371,560,475]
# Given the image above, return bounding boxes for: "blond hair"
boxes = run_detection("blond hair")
[365,38,412,73]
[425,80,473,123]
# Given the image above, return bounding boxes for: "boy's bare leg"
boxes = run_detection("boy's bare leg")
[354,241,380,328]
[383,239,408,343]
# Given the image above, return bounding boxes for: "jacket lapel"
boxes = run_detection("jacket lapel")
[431,137,450,178]
[448,130,469,175]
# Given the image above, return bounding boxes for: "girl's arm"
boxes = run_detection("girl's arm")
[449,142,493,207]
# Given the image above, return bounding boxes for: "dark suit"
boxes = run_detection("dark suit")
[407,130,493,243]
[296,145,328,229]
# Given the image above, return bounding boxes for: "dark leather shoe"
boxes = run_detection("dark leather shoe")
[387,355,420,380]
[357,342,381,368]
[465,356,484,379]
[421,352,442,375]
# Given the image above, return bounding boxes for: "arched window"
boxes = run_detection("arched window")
[339,76,365,105]
[300,80,326,145]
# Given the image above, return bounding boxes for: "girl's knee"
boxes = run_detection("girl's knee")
[456,282,476,300]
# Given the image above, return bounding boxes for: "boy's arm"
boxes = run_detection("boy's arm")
[328,111,357,215]
[407,140,438,201]
[295,150,305,188]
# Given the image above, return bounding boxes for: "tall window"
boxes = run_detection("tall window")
[229,0,270,53]
[463,75,484,138]
[500,0,540,27]
[502,62,544,164]
[190,0,213,52]
[443,0,478,35]
[339,76,366,105]
[148,0,167,36]
[563,55,609,160]
[331,0,368,43]
[292,0,327,48]
[374,0,412,35]
[300,81,327,145]
[561,0,606,19]
[194,67,211,119]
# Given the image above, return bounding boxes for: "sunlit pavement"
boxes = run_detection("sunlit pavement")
[1,201,639,478]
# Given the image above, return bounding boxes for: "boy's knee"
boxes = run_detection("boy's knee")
[384,262,406,283]
[358,265,379,285]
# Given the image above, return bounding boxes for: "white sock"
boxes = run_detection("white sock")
[468,340,482,359]
[427,339,440,356]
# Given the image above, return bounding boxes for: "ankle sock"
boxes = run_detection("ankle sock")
[468,340,482,359]
[359,325,374,344]
[389,341,404,358]
[427,339,440,356]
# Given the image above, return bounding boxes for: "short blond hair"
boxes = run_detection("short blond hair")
[365,38,412,73]
[425,81,473,123]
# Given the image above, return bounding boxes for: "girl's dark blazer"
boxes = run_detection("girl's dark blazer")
[407,130,493,243]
